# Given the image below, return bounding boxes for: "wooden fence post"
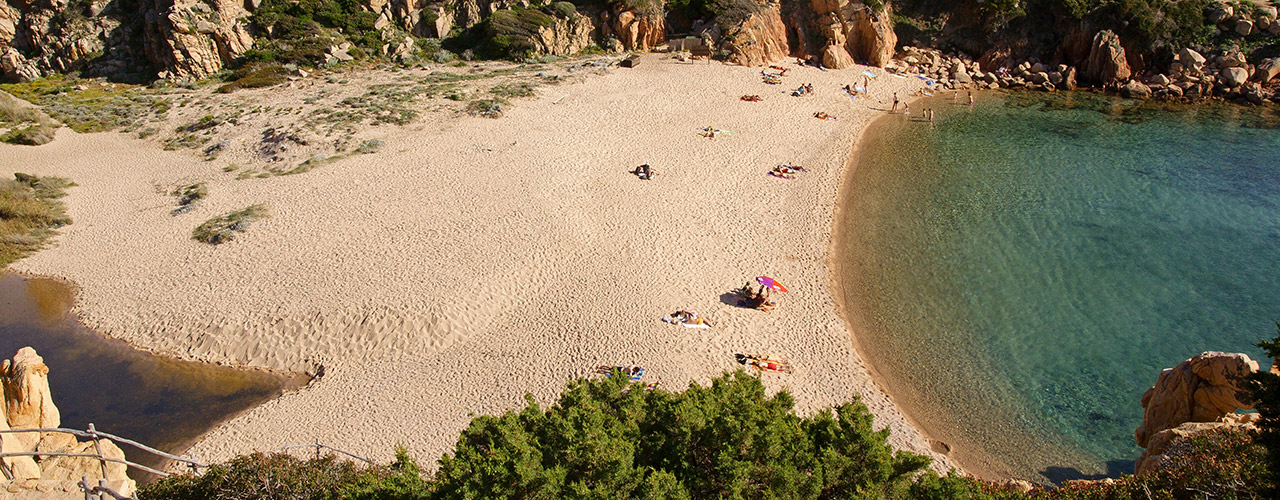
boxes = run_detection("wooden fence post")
[87,424,109,480]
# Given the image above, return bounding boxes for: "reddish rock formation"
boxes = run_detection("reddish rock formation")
[725,2,790,66]
[781,0,894,68]
[1133,351,1259,472]
[1084,29,1130,85]
[599,4,665,51]
[847,1,894,66]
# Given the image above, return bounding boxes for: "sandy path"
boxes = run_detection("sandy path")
[2,55,951,471]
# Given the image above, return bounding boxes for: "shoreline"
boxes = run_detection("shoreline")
[828,99,1006,480]
[2,55,956,474]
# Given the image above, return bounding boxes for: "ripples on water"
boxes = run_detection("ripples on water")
[837,91,1280,483]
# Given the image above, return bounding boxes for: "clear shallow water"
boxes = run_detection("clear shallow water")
[837,92,1280,483]
[0,272,308,479]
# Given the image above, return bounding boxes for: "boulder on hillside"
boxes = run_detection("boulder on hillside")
[822,43,854,69]
[1085,30,1130,85]
[1235,18,1254,36]
[1121,79,1151,98]
[1179,48,1206,71]
[782,0,896,68]
[483,6,594,59]
[848,0,896,67]
[1220,66,1249,87]
[1252,57,1280,82]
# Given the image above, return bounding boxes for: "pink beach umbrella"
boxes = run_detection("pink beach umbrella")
[755,276,789,293]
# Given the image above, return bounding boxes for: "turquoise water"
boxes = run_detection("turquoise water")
[837,92,1280,482]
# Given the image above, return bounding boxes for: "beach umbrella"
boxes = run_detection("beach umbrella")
[755,276,789,293]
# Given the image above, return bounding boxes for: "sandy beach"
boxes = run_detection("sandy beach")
[1,54,951,471]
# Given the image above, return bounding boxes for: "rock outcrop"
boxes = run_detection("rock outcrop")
[1133,351,1259,473]
[530,11,594,58]
[1084,30,1130,85]
[782,0,896,68]
[143,0,255,80]
[846,0,894,66]
[598,3,665,51]
[724,2,789,67]
[0,348,135,497]
[1135,413,1259,476]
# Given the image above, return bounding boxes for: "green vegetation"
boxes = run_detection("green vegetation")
[192,204,267,245]
[1250,327,1280,498]
[139,369,1274,499]
[217,63,291,93]
[482,6,563,60]
[0,173,74,267]
[0,126,56,146]
[490,81,537,98]
[1,76,166,133]
[247,0,381,66]
[466,97,508,117]
[893,0,1218,64]
[171,183,208,215]
[139,447,429,500]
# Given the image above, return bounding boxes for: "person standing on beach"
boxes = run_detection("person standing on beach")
[891,92,899,112]
[968,90,974,105]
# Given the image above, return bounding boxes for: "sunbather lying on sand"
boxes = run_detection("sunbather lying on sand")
[632,164,655,180]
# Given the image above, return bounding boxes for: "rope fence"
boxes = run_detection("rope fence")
[0,424,378,500]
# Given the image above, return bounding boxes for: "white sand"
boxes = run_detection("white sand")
[2,54,952,471]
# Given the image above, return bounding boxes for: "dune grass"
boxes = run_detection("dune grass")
[0,173,75,267]
[192,204,267,245]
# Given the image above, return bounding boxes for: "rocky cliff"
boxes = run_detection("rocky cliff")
[0,0,899,82]
[1133,351,1260,475]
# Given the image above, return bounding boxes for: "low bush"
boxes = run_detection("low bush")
[0,125,56,145]
[0,173,74,266]
[217,63,290,93]
[139,447,430,500]
[192,204,267,245]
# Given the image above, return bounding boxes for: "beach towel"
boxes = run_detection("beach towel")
[682,322,710,329]
[860,70,878,79]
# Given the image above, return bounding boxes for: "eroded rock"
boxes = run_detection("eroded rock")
[1134,351,1258,471]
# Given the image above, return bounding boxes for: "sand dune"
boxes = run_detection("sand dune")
[2,54,951,471]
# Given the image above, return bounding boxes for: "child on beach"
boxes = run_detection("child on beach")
[968,91,974,105]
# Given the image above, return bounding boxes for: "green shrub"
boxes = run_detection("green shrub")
[0,173,74,266]
[217,63,290,93]
[192,204,267,245]
[433,371,932,498]
[0,125,56,145]
[490,81,536,98]
[482,6,569,59]
[140,449,430,500]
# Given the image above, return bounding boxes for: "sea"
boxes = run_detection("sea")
[834,91,1280,483]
